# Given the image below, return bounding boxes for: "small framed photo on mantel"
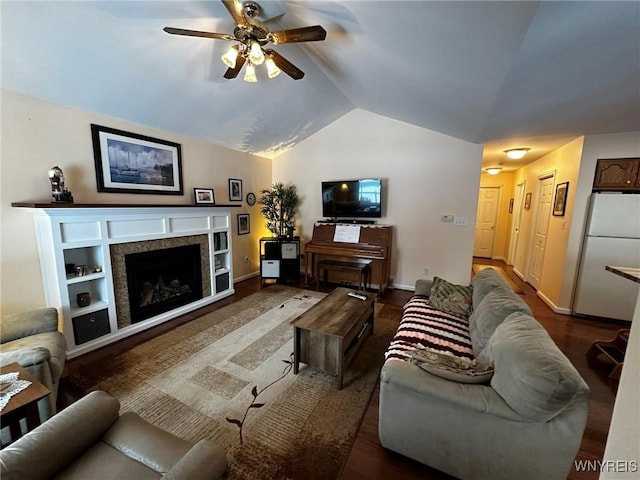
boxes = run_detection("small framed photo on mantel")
[194,188,215,205]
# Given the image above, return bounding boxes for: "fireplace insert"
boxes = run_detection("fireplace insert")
[125,244,203,323]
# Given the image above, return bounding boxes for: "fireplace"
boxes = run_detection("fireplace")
[125,244,203,323]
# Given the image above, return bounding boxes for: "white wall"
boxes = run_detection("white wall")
[0,90,272,314]
[272,109,483,289]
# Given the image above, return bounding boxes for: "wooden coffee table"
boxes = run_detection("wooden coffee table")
[0,362,51,444]
[291,287,375,389]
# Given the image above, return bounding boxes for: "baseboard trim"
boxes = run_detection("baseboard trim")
[512,268,526,281]
[234,271,260,283]
[537,290,572,315]
[492,256,507,262]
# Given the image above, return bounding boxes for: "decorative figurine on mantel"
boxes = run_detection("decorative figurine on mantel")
[48,166,74,203]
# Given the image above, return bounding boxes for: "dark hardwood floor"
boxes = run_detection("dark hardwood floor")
[60,259,623,480]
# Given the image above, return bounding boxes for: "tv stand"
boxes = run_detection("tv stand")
[318,219,376,225]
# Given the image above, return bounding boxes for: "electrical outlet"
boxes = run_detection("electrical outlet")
[453,216,468,226]
[423,267,429,275]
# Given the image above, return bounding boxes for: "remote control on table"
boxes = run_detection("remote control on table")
[347,292,367,301]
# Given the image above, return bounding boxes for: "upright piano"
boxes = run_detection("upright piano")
[304,223,393,296]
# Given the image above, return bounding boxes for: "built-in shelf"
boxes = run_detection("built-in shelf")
[13,203,238,358]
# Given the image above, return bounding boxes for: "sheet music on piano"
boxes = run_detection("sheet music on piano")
[333,224,361,243]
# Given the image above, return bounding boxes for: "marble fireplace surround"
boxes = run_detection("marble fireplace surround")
[12,203,236,358]
[111,234,212,328]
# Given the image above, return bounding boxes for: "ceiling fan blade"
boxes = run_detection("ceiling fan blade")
[163,27,234,41]
[269,25,327,44]
[264,49,304,80]
[222,0,247,26]
[224,53,246,79]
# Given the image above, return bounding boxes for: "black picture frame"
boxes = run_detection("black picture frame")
[508,198,514,214]
[553,182,569,216]
[229,178,242,201]
[237,213,250,235]
[91,124,183,195]
[194,188,215,204]
[524,192,532,210]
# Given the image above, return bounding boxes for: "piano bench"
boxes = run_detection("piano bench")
[317,259,372,292]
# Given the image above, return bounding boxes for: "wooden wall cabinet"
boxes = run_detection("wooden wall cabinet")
[593,158,640,192]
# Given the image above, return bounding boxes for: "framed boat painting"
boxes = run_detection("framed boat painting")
[91,124,183,195]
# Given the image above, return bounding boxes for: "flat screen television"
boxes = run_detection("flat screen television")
[321,178,382,219]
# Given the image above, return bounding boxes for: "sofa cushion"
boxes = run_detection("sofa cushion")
[486,311,585,421]
[468,288,531,356]
[429,277,473,318]
[470,268,513,308]
[409,347,494,384]
[386,298,474,363]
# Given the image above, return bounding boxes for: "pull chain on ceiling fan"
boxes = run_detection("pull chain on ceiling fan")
[164,0,327,82]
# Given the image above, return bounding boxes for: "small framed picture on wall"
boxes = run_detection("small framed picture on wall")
[553,182,569,216]
[229,178,242,201]
[237,213,250,235]
[524,192,532,210]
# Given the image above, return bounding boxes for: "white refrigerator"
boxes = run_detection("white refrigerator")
[573,193,640,322]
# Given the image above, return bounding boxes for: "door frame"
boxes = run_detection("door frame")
[474,186,502,258]
[526,171,556,287]
[507,181,525,266]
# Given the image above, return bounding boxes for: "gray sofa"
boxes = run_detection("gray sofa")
[0,308,66,421]
[0,390,228,480]
[378,268,590,480]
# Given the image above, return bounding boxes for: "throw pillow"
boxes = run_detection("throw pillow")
[429,276,473,318]
[409,347,494,384]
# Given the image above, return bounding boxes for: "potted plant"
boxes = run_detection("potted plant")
[259,182,301,238]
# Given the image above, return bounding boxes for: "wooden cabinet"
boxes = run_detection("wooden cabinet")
[260,237,300,285]
[593,158,640,192]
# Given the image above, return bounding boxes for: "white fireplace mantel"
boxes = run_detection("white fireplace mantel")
[14,203,238,358]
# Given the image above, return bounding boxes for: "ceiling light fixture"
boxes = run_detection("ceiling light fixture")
[265,56,281,78]
[248,41,265,65]
[504,148,530,160]
[486,167,502,175]
[221,47,239,69]
[243,63,257,83]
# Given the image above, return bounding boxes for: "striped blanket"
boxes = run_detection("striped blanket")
[385,295,474,363]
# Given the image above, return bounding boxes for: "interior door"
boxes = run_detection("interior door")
[528,175,554,289]
[473,187,500,258]
[507,182,525,265]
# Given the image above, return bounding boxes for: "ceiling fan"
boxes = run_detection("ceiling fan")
[163,0,326,81]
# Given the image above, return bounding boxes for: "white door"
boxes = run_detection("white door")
[473,187,500,258]
[528,175,554,289]
[508,182,525,266]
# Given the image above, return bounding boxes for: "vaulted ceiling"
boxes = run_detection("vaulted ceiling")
[2,1,639,171]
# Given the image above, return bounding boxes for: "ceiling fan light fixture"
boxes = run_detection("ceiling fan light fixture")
[266,56,281,78]
[244,62,257,83]
[486,167,502,175]
[504,148,530,160]
[248,41,265,65]
[221,47,238,69]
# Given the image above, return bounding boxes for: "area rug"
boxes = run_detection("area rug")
[62,285,401,480]
[471,264,524,294]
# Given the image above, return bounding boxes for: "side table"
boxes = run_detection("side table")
[1,362,51,445]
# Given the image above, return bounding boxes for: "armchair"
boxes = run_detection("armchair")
[0,390,228,480]
[0,308,66,421]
